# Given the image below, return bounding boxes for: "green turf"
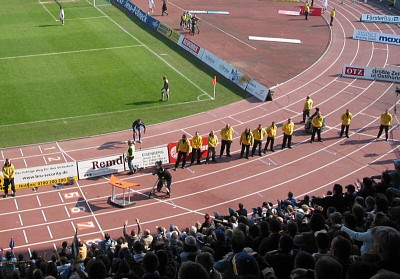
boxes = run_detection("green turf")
[0,0,246,148]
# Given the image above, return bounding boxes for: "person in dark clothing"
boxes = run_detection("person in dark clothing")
[153,161,172,197]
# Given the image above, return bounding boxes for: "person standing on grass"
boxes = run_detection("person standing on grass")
[132,118,146,143]
[174,134,191,170]
[59,7,64,25]
[190,131,203,165]
[161,0,168,16]
[206,131,218,164]
[126,140,137,175]
[330,8,336,26]
[160,76,170,101]
[377,109,392,142]
[340,109,352,138]
[3,159,16,198]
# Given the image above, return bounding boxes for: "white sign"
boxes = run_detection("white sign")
[0,162,78,190]
[353,30,400,46]
[77,147,169,179]
[246,79,270,101]
[360,14,400,24]
[342,64,400,83]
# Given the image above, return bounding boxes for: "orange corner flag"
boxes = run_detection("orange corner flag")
[213,76,217,85]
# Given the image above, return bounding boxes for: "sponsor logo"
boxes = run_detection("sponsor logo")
[181,38,200,54]
[378,36,400,44]
[345,67,364,76]
[92,156,124,170]
[124,2,148,23]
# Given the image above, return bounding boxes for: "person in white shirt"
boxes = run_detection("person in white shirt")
[59,7,65,25]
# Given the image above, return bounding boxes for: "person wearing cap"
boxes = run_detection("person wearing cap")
[220,124,234,158]
[126,140,137,175]
[190,131,203,165]
[206,130,218,164]
[282,118,295,149]
[174,134,191,170]
[377,109,392,141]
[310,111,324,143]
[2,158,15,198]
[340,109,352,138]
[239,127,254,159]
[179,235,201,263]
[264,121,277,153]
[302,96,313,123]
[251,124,267,157]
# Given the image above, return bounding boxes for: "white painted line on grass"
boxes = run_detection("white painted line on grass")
[249,36,301,44]
[0,45,143,60]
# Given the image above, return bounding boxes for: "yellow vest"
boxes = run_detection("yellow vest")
[303,98,313,111]
[341,112,352,125]
[177,139,191,153]
[311,115,324,128]
[240,132,254,145]
[381,113,392,126]
[221,127,234,141]
[208,135,219,148]
[267,125,278,137]
[191,135,203,149]
[252,128,267,141]
[2,163,15,179]
[282,122,294,135]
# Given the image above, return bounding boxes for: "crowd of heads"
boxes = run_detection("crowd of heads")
[2,163,400,279]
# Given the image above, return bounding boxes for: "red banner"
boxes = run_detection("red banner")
[168,137,209,163]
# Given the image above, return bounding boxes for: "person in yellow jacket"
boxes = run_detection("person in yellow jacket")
[174,134,191,170]
[340,109,352,138]
[2,159,15,198]
[264,121,278,152]
[311,111,324,143]
[302,96,313,123]
[282,118,295,149]
[377,109,392,142]
[206,131,219,164]
[190,131,203,165]
[220,124,234,157]
[304,1,310,20]
[251,124,267,157]
[330,8,336,26]
[240,128,254,159]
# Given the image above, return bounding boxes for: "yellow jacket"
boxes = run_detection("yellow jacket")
[208,135,219,148]
[381,113,392,126]
[177,139,191,153]
[191,135,203,149]
[341,112,352,125]
[266,125,278,137]
[240,132,254,145]
[305,3,310,12]
[221,126,234,141]
[303,98,313,111]
[252,128,267,141]
[2,163,15,179]
[312,115,324,128]
[282,122,295,135]
[330,9,336,17]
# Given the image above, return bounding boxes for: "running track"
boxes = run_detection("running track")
[0,0,399,257]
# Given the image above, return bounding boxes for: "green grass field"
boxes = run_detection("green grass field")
[0,0,246,148]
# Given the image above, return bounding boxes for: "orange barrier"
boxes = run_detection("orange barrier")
[108,174,140,208]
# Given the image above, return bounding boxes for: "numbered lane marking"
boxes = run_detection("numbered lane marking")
[64,192,80,199]
[76,221,95,230]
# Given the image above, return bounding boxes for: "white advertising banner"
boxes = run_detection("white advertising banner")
[245,79,270,101]
[353,30,400,46]
[0,162,78,190]
[77,147,170,179]
[342,64,400,82]
[360,14,400,24]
